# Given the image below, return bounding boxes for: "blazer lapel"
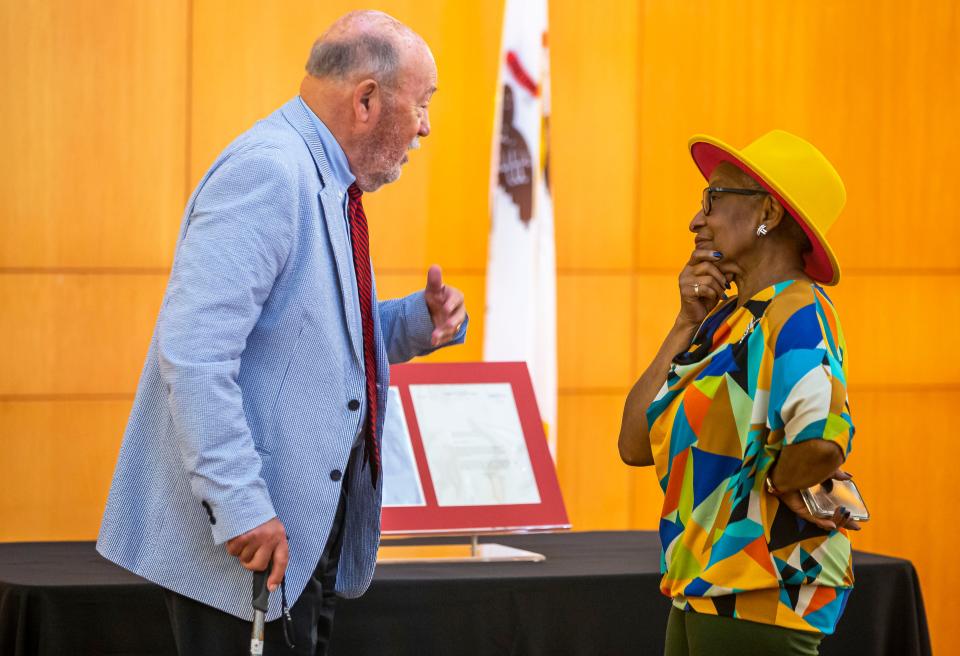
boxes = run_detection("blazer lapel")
[319,190,363,365]
[281,98,363,366]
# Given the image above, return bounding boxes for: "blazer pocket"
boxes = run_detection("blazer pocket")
[269,319,308,424]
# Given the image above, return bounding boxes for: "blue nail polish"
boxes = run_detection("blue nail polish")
[725,282,731,290]
[713,251,723,259]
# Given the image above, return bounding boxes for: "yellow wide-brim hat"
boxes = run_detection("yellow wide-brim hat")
[688,129,846,285]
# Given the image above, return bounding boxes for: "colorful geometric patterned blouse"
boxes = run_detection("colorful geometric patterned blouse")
[646,280,855,635]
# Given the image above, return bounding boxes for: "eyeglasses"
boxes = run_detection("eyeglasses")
[702,187,769,215]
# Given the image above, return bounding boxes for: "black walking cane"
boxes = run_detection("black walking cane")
[250,564,270,655]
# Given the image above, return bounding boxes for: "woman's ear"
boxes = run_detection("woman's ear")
[759,196,786,231]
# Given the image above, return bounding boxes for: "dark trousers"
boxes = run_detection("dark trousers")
[164,482,350,656]
[664,606,824,656]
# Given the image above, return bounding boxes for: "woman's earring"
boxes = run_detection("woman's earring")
[756,224,768,237]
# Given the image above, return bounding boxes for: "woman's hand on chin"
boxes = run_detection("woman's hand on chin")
[677,249,734,326]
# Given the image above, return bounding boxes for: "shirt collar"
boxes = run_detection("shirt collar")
[298,96,355,193]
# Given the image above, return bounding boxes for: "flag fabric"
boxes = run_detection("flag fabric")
[483,0,557,457]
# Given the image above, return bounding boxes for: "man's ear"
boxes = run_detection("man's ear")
[353,79,379,123]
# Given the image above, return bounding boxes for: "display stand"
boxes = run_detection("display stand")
[378,535,546,564]
[376,362,569,564]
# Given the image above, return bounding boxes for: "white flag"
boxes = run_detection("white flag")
[484,0,557,458]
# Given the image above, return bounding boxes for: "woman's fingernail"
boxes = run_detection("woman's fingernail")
[713,251,723,259]
[725,282,731,290]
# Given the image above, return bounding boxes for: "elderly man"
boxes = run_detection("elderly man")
[97,11,466,655]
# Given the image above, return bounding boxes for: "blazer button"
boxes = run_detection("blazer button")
[347,399,360,411]
[330,469,343,482]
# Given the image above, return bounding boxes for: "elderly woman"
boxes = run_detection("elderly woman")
[618,130,859,656]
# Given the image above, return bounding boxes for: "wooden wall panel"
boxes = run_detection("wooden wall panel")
[634,0,960,274]
[0,274,166,396]
[843,388,959,654]
[557,393,635,529]
[557,273,634,390]
[828,274,960,386]
[631,273,683,376]
[551,0,638,272]
[0,400,131,541]
[420,2,502,272]
[0,0,188,269]
[189,0,333,187]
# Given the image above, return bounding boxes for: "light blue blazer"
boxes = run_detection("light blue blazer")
[97,97,466,621]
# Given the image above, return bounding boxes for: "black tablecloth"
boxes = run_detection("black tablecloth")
[0,531,931,656]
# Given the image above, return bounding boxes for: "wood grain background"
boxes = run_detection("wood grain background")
[2,0,956,651]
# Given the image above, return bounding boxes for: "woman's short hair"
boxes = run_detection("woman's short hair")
[780,209,813,255]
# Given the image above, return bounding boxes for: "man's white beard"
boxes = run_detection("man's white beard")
[356,133,419,192]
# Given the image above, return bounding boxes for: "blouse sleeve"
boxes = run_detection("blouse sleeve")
[768,289,854,458]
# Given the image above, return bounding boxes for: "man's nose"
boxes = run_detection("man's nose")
[419,111,431,138]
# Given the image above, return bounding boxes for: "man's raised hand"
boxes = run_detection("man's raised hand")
[424,265,466,347]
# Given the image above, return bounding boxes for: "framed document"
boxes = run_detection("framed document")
[381,362,570,535]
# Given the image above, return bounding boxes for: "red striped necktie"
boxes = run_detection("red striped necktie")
[347,182,380,487]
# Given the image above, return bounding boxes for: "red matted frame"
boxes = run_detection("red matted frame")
[381,362,570,535]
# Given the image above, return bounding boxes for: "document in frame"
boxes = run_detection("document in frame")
[409,383,541,506]
[381,386,426,507]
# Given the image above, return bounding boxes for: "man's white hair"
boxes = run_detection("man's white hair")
[305,11,418,86]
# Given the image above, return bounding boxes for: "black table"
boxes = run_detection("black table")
[0,532,931,656]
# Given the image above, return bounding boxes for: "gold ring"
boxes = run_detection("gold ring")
[693,282,701,296]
